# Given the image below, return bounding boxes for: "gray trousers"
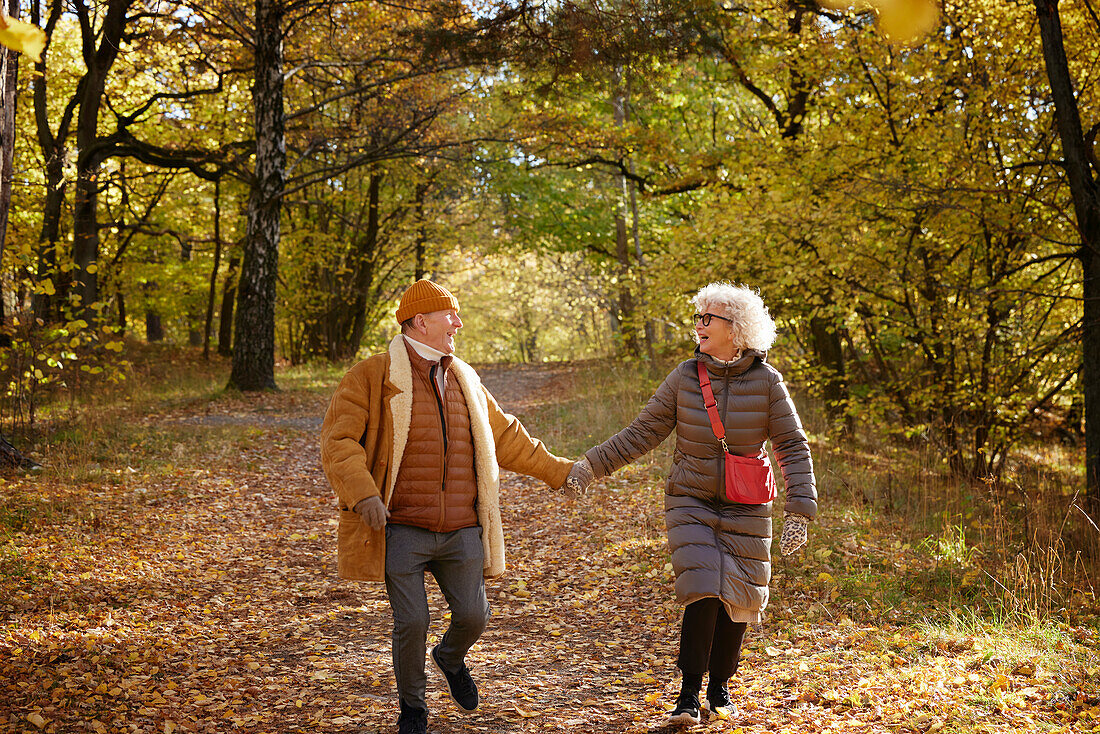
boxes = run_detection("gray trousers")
[384,523,490,712]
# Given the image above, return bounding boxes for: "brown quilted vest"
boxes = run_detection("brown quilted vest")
[388,341,479,532]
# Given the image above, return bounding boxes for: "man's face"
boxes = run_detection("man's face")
[416,308,462,354]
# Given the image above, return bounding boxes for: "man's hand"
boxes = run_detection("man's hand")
[779,513,810,556]
[563,458,594,499]
[354,495,389,530]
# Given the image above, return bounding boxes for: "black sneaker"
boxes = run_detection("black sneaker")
[667,687,701,726]
[430,644,479,713]
[397,702,427,734]
[704,682,736,718]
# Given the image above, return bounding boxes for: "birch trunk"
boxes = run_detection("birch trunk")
[229,0,285,390]
[0,0,19,299]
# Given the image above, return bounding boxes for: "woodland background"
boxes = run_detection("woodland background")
[1,1,1100,732]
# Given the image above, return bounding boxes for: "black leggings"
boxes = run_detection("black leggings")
[676,598,748,682]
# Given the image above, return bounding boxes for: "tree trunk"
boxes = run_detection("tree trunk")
[218,256,240,357]
[71,165,100,315]
[34,159,64,322]
[347,170,381,356]
[178,239,202,346]
[628,158,656,361]
[0,0,19,288]
[612,210,637,355]
[611,69,639,358]
[810,312,849,428]
[415,181,427,281]
[229,0,284,390]
[145,309,163,342]
[0,434,40,470]
[1082,249,1100,513]
[1035,0,1100,516]
[614,66,654,361]
[31,0,65,324]
[0,17,13,334]
[71,0,130,319]
[305,171,382,361]
[203,178,223,359]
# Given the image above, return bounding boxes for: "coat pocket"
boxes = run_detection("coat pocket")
[337,509,385,580]
[724,451,777,504]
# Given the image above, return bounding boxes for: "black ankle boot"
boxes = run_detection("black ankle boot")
[397,702,427,734]
[704,680,736,717]
[667,683,701,726]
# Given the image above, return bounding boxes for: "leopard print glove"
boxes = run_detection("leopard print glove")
[780,512,810,556]
[564,458,595,499]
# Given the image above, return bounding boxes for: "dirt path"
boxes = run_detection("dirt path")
[1,364,1092,734]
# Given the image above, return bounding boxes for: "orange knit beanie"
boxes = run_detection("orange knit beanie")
[395,280,460,323]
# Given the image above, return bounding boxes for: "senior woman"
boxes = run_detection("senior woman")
[565,282,817,725]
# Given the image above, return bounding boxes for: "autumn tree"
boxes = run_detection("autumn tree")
[275,0,501,362]
[25,0,228,327]
[483,0,701,359]
[451,0,1094,484]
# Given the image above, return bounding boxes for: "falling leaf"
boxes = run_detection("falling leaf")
[0,15,46,63]
[874,0,939,45]
[816,0,939,46]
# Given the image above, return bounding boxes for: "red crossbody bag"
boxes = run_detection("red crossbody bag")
[697,360,777,504]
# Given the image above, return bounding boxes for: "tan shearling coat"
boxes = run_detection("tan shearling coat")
[320,335,572,582]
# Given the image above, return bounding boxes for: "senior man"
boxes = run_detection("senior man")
[321,279,583,734]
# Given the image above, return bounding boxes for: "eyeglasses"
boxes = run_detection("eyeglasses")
[693,312,734,327]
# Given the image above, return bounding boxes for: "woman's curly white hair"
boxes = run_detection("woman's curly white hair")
[691,282,777,352]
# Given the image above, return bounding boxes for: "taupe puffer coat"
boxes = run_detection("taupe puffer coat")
[584,349,816,622]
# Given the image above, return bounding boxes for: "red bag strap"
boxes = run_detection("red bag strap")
[697,361,729,453]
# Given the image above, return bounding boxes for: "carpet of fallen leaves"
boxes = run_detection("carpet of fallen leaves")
[2,363,1099,734]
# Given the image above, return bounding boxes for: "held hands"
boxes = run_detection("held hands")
[354,495,390,530]
[563,457,595,499]
[779,512,810,556]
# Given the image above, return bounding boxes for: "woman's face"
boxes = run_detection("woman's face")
[695,306,738,361]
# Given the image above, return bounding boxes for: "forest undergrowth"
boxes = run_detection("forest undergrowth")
[1,348,1099,734]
